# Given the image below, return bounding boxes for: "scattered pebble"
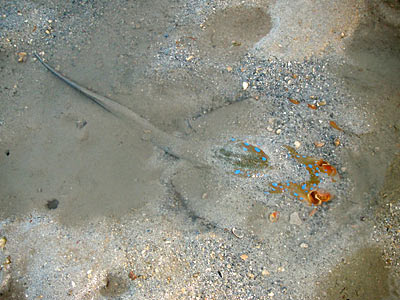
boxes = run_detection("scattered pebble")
[314,141,325,148]
[242,82,249,90]
[17,52,27,62]
[289,212,302,226]
[334,137,340,147]
[231,228,244,239]
[46,199,59,210]
[294,141,301,149]
[300,243,309,248]
[240,254,248,261]
[76,120,87,129]
[275,128,282,135]
[261,269,270,276]
[268,291,275,297]
[186,55,194,62]
[269,211,280,223]
[0,237,7,249]
[226,66,232,72]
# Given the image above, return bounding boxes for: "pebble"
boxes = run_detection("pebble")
[276,129,282,135]
[240,254,248,261]
[261,269,270,276]
[289,212,302,226]
[314,141,325,148]
[0,236,6,249]
[242,82,249,90]
[294,141,301,149]
[300,243,309,248]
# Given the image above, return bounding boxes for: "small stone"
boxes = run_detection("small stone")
[247,273,255,279]
[76,120,87,129]
[277,266,285,272]
[186,55,194,61]
[334,138,340,147]
[314,141,325,148]
[289,212,302,226]
[0,237,7,249]
[226,66,232,72]
[267,126,273,132]
[262,269,270,276]
[17,52,27,62]
[268,291,275,297]
[242,82,249,90]
[46,199,59,210]
[232,228,244,239]
[294,141,301,149]
[300,243,309,248]
[276,129,282,135]
[269,211,280,223]
[240,254,248,261]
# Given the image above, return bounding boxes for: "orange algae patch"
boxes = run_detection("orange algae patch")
[315,160,337,177]
[307,190,332,206]
[266,146,338,208]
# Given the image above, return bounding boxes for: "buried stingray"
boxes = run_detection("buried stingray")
[34,52,336,217]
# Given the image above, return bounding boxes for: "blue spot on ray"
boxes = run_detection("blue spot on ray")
[301,183,307,190]
[234,170,241,174]
[308,164,313,168]
[262,157,267,161]
[315,173,319,176]
[272,182,278,187]
[244,142,250,146]
[293,192,299,197]
[243,147,248,151]
[271,188,276,191]
[231,138,236,141]
[254,147,261,152]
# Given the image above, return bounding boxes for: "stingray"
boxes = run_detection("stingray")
[33,53,335,227]
[33,52,264,228]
